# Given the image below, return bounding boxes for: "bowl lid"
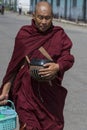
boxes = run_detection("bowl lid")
[30,59,53,66]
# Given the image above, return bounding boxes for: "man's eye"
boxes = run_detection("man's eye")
[37,15,52,20]
[45,16,51,20]
[38,16,43,20]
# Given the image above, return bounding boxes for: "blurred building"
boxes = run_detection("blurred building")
[3,0,87,22]
[16,0,31,14]
[30,0,87,22]
[3,0,31,13]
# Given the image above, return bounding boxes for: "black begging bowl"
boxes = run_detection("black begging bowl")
[29,59,53,81]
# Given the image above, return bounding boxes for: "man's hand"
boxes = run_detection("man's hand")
[0,94,8,105]
[0,82,11,105]
[20,124,26,130]
[38,62,59,79]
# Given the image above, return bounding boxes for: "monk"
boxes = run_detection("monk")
[0,1,74,130]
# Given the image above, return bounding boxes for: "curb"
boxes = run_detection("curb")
[54,18,87,27]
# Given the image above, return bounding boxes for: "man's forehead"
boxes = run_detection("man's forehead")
[39,6,47,10]
[36,7,52,16]
[37,6,50,12]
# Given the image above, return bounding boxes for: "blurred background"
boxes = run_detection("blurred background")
[0,0,87,23]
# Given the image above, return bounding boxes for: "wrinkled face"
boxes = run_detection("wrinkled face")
[33,5,53,32]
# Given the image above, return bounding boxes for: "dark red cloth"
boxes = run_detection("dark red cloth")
[1,20,74,130]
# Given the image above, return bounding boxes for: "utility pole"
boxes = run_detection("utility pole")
[64,0,67,19]
[83,0,87,22]
[14,0,17,12]
[69,0,71,19]
[51,0,53,8]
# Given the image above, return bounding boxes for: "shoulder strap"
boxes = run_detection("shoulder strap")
[25,46,53,63]
[39,47,53,61]
[25,55,30,64]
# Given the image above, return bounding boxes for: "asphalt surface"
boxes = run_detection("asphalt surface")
[0,11,87,130]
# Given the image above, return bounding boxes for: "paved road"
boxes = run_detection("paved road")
[0,11,87,130]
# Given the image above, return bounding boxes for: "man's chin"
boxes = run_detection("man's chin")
[39,28,48,32]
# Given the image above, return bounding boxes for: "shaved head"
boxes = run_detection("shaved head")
[33,1,53,32]
[35,1,53,15]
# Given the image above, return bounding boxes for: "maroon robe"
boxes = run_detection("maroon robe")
[1,20,74,130]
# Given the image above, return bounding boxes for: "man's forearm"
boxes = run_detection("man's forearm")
[2,81,12,95]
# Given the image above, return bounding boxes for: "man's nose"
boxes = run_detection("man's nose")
[42,18,47,24]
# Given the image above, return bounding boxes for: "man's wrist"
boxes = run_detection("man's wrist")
[2,82,11,95]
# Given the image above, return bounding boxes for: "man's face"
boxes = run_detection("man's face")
[33,5,53,32]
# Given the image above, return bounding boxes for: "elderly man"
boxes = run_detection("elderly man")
[0,1,74,130]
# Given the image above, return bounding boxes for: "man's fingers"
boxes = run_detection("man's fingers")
[0,99,8,105]
[0,94,8,101]
[0,95,5,101]
[20,124,26,130]
[0,94,8,105]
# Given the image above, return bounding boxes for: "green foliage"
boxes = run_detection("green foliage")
[0,0,1,2]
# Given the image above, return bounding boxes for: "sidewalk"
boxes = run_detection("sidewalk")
[5,11,87,27]
[25,12,87,27]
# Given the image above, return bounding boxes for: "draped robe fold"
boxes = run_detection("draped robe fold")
[0,20,74,130]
